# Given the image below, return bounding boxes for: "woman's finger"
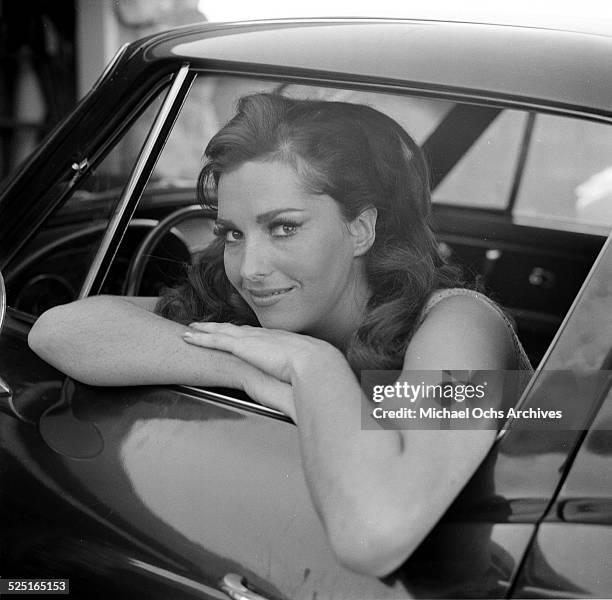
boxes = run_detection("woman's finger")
[188,322,245,337]
[183,331,237,353]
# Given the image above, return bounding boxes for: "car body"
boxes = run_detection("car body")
[1,17,611,600]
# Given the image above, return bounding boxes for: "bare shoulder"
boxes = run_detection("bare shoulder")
[403,293,515,370]
[121,296,160,312]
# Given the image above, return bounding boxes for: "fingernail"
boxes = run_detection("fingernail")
[183,332,193,338]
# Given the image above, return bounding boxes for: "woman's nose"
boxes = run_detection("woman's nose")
[239,238,273,281]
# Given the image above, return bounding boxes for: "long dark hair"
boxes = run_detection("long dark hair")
[157,93,463,371]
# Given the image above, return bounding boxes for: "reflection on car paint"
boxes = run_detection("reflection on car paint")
[39,379,105,459]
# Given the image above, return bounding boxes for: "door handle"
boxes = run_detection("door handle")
[220,573,271,600]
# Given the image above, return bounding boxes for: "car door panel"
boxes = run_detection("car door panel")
[1,319,415,599]
[511,524,612,598]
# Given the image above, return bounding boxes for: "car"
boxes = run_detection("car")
[1,17,611,600]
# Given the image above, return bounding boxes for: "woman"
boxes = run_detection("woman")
[29,93,532,578]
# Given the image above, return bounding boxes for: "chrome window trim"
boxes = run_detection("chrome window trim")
[80,64,195,298]
[179,385,292,423]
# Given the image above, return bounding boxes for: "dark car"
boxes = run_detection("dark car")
[1,17,611,600]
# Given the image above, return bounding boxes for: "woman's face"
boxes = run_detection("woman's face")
[216,160,368,340]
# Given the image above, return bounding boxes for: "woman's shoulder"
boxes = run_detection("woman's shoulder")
[418,288,503,322]
[406,288,531,372]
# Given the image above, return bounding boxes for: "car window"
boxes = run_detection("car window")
[514,114,612,233]
[279,83,454,144]
[433,109,528,209]
[151,76,280,185]
[4,91,165,316]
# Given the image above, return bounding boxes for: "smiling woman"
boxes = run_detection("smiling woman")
[28,93,532,577]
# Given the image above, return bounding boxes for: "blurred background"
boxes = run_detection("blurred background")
[0,0,207,181]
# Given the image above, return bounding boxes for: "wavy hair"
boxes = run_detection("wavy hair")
[157,93,463,371]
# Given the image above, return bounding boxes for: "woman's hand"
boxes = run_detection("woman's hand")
[183,322,341,383]
[182,322,341,422]
[240,368,297,422]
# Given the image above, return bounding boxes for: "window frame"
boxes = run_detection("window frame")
[79,64,196,298]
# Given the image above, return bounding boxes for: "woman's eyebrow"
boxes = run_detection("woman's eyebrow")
[214,218,237,229]
[255,208,305,224]
[216,209,306,229]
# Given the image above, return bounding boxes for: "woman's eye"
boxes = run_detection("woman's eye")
[225,230,243,242]
[213,225,243,243]
[270,222,299,237]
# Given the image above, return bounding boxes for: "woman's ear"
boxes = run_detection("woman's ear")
[347,207,377,257]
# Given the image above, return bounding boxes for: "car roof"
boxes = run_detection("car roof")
[143,19,612,119]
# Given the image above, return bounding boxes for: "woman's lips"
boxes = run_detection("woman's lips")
[245,287,294,307]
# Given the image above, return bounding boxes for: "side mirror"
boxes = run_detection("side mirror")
[0,270,13,405]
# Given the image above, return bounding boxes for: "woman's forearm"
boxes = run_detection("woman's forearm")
[290,354,412,576]
[28,295,256,389]
[291,351,497,577]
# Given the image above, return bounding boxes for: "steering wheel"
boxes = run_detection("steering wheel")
[124,205,216,296]
[5,223,118,315]
[5,219,192,314]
